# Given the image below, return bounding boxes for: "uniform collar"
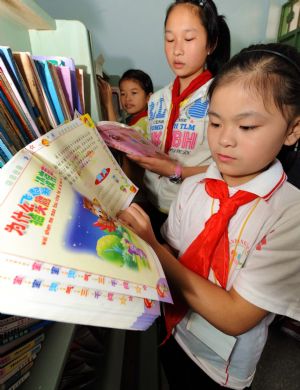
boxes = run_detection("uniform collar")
[204,159,287,200]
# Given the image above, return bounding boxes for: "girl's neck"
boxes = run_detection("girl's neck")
[178,68,205,93]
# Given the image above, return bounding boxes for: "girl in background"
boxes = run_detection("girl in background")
[98,68,153,137]
[98,69,153,200]
[127,0,231,234]
[119,42,300,389]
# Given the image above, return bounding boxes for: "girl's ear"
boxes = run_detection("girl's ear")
[146,92,152,103]
[284,117,300,146]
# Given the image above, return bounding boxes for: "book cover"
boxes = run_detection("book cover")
[0,90,28,147]
[47,63,72,122]
[0,47,41,135]
[0,58,40,140]
[31,56,82,114]
[33,60,59,128]
[56,66,73,116]
[0,115,171,331]
[96,121,162,157]
[13,52,52,132]
[0,110,24,152]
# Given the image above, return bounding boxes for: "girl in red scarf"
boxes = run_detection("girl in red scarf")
[127,0,231,237]
[119,43,300,390]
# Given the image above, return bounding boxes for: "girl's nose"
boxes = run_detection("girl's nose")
[219,127,237,147]
[173,41,183,56]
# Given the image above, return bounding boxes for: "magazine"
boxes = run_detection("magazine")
[96,121,162,157]
[0,115,171,331]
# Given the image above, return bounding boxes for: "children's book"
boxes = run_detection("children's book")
[0,47,41,134]
[56,66,73,116]
[0,115,171,331]
[0,333,44,368]
[12,52,51,132]
[0,344,41,376]
[31,55,82,114]
[47,63,72,122]
[33,61,65,125]
[96,121,162,157]
[0,367,31,389]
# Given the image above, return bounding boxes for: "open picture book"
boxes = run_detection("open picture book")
[0,115,171,331]
[96,121,162,157]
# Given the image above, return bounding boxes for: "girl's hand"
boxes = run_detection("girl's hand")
[117,203,158,247]
[127,152,177,177]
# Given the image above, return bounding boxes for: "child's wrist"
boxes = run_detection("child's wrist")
[168,163,183,184]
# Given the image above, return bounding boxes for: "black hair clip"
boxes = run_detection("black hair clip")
[199,0,207,7]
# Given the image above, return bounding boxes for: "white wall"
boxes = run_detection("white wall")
[36,0,285,90]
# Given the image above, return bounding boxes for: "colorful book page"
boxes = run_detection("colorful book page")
[96,121,162,157]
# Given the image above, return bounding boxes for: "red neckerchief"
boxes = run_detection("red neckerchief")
[164,70,212,154]
[163,178,259,343]
[127,110,148,127]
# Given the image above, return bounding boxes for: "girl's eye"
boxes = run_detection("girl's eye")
[240,125,257,131]
[185,38,195,42]
[209,122,220,128]
[165,39,174,43]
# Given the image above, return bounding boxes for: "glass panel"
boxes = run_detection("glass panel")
[289,0,300,31]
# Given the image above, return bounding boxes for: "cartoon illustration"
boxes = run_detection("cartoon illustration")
[70,195,150,271]
[95,168,110,185]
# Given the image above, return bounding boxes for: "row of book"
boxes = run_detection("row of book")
[0,313,50,390]
[0,46,85,167]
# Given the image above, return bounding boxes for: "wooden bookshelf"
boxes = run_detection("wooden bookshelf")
[0,1,126,390]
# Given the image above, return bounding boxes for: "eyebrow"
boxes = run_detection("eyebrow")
[208,110,266,119]
[165,28,198,34]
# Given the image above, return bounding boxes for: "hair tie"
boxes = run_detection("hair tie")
[244,49,300,75]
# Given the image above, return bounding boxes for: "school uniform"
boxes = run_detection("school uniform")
[144,80,213,213]
[161,159,300,389]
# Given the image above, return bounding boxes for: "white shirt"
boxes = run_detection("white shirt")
[144,80,213,213]
[161,160,300,389]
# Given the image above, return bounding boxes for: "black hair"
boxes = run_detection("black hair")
[119,69,154,95]
[208,42,300,177]
[164,0,231,76]
[208,42,300,123]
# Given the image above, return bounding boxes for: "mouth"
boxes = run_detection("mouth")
[217,153,236,162]
[173,61,185,69]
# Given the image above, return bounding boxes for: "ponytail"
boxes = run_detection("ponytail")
[206,15,231,76]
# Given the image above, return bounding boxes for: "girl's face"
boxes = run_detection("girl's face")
[120,79,150,116]
[207,80,297,187]
[164,4,209,91]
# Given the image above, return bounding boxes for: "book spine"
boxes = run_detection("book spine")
[0,62,40,140]
[0,344,41,375]
[0,362,33,389]
[0,318,39,334]
[6,371,30,390]
[0,320,50,346]
[0,333,44,367]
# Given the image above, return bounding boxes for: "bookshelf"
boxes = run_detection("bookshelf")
[0,1,127,389]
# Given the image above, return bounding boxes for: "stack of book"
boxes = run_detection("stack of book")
[0,313,49,390]
[0,46,85,166]
[0,115,171,331]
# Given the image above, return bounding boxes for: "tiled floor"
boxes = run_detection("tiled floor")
[158,319,300,390]
[252,319,300,390]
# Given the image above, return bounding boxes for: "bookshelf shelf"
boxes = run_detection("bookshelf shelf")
[21,323,76,390]
[0,1,113,389]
